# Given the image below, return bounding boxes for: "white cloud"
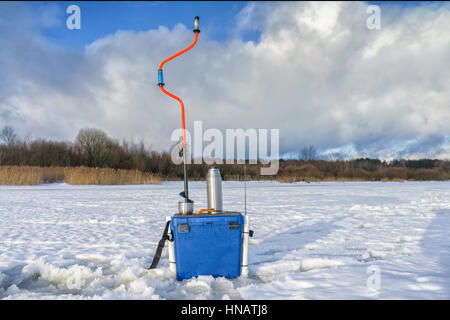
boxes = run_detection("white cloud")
[0,2,449,159]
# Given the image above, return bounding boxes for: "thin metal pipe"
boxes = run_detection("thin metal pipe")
[244,162,247,216]
[183,146,189,203]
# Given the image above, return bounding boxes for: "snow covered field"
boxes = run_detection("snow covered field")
[0,181,449,299]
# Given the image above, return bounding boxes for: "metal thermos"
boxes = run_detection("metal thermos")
[206,167,223,212]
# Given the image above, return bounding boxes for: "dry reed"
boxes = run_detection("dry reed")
[0,166,160,185]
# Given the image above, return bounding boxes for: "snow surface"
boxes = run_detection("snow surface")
[0,181,449,299]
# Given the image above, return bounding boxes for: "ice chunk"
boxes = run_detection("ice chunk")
[300,258,344,272]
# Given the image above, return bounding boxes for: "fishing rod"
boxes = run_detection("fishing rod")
[157,16,200,206]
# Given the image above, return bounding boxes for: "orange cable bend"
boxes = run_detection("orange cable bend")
[158,32,199,147]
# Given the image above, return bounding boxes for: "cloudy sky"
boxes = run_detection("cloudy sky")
[0,1,449,159]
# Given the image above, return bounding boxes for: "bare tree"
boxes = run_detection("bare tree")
[0,126,18,146]
[75,128,112,167]
[322,151,344,161]
[300,145,317,161]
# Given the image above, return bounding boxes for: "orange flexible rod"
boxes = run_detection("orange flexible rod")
[159,31,198,71]
[158,31,199,147]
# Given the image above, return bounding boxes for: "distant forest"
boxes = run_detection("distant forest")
[1,125,449,182]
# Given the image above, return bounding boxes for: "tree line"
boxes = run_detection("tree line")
[1,126,449,181]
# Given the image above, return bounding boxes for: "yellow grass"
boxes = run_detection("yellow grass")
[64,167,160,185]
[0,166,160,185]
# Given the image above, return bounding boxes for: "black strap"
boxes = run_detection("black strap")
[149,220,171,269]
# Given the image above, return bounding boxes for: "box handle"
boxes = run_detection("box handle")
[228,221,239,230]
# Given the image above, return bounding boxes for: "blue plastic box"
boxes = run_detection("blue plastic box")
[171,213,243,281]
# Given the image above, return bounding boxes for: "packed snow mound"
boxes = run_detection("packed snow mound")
[300,258,344,272]
[1,181,450,299]
[23,258,103,290]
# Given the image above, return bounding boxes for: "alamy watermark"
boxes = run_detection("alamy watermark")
[66,5,81,30]
[366,5,381,30]
[366,265,381,291]
[170,121,280,175]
